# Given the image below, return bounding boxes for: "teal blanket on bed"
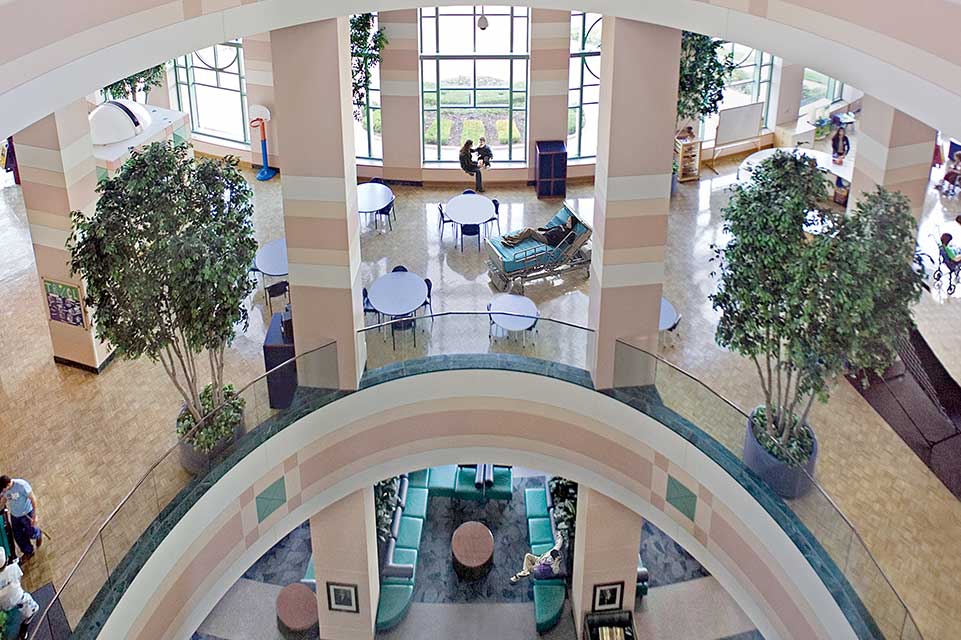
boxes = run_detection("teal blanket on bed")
[489,205,588,274]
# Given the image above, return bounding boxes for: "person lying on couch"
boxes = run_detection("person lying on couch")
[509,534,564,584]
[501,214,579,248]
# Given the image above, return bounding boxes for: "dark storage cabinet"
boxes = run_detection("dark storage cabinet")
[263,312,296,409]
[535,140,567,198]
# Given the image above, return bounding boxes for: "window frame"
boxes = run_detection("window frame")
[354,13,384,162]
[419,6,531,164]
[173,40,250,145]
[568,11,602,160]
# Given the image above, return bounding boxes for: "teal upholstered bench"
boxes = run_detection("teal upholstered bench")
[454,466,485,500]
[487,465,513,500]
[403,486,429,520]
[376,583,414,631]
[427,465,457,497]
[528,517,554,547]
[395,515,424,549]
[533,580,566,633]
[383,546,418,585]
[524,487,549,518]
[407,468,430,488]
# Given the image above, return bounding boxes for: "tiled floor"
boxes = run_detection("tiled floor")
[1,130,961,639]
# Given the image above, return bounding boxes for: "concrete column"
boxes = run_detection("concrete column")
[16,99,112,371]
[243,32,281,169]
[769,59,804,128]
[588,18,680,389]
[528,9,572,181]
[849,94,936,219]
[379,10,421,181]
[271,18,365,389]
[309,487,380,640]
[571,487,644,637]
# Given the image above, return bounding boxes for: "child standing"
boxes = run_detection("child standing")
[0,548,39,631]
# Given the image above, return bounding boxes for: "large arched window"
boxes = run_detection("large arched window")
[419,6,530,163]
[568,11,601,160]
[699,43,773,143]
[354,14,383,161]
[174,41,249,144]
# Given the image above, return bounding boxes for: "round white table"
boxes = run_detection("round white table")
[738,147,853,184]
[255,239,288,277]
[659,297,679,331]
[490,293,538,332]
[357,182,395,213]
[367,271,428,317]
[445,193,495,225]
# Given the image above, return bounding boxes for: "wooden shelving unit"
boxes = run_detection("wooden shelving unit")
[674,137,702,182]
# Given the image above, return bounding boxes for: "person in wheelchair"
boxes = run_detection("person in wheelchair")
[501,214,579,248]
[940,233,961,263]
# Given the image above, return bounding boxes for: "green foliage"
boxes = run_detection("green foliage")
[104,64,166,102]
[69,141,257,426]
[495,119,520,144]
[176,384,245,453]
[460,119,485,144]
[374,477,400,544]
[711,152,923,462]
[360,108,382,134]
[0,610,6,632]
[548,477,578,545]
[350,14,389,119]
[677,33,736,122]
[424,118,453,144]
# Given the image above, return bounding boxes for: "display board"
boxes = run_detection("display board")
[44,279,85,327]
[715,102,765,148]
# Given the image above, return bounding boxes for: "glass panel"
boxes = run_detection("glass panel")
[580,102,599,158]
[570,13,583,53]
[801,68,831,107]
[440,59,474,88]
[422,59,437,91]
[438,108,461,161]
[476,59,510,87]
[421,15,437,55]
[475,15,511,54]
[583,15,602,51]
[438,15,475,54]
[194,84,245,140]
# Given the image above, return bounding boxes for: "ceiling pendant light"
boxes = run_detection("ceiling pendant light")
[477,6,489,30]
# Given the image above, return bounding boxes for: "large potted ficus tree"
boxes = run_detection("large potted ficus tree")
[673,33,735,189]
[350,14,389,120]
[69,141,257,475]
[711,151,922,498]
[103,64,167,102]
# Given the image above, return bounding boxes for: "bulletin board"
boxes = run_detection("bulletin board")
[43,279,86,328]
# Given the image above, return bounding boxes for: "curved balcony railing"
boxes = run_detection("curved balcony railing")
[27,312,921,640]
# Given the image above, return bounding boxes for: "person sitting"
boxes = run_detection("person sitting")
[940,233,961,263]
[501,214,579,248]
[831,127,850,160]
[474,136,493,168]
[0,548,39,631]
[940,152,961,193]
[459,140,483,192]
[510,534,564,584]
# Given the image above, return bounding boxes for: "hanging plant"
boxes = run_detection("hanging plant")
[350,14,389,120]
[676,33,736,123]
[103,64,166,102]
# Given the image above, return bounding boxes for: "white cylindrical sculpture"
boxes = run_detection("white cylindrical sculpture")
[89,99,152,145]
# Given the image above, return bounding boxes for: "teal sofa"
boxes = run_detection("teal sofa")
[523,485,567,633]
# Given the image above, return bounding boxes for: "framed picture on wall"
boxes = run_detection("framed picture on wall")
[326,582,359,613]
[42,279,86,328]
[592,581,624,612]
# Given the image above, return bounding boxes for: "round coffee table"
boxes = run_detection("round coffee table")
[276,582,319,640]
[451,521,494,581]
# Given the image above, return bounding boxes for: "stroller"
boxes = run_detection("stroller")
[934,245,961,295]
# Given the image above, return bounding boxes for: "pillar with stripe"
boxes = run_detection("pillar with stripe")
[589,18,681,389]
[270,18,365,389]
[849,94,936,219]
[16,99,112,371]
[527,9,572,181]
[379,10,421,182]
[243,32,281,170]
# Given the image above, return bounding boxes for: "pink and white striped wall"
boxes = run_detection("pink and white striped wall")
[101,371,859,640]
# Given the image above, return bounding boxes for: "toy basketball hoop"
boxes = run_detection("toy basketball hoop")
[249,104,277,181]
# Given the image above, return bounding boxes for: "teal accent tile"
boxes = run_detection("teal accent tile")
[255,477,286,523]
[666,475,697,522]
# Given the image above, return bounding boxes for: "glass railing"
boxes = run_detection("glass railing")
[359,310,593,372]
[610,339,923,640]
[26,317,922,640]
[27,340,339,639]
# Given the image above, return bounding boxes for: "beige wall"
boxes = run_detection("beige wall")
[571,486,644,636]
[309,488,379,640]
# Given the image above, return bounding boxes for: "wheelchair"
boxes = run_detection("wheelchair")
[934,245,961,295]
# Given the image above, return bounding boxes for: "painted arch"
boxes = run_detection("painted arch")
[99,370,860,640]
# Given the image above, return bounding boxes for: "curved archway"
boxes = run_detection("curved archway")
[99,370,861,640]
[1,0,959,140]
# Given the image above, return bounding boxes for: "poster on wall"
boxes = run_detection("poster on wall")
[44,279,85,328]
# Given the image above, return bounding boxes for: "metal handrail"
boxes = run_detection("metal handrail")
[28,315,921,639]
